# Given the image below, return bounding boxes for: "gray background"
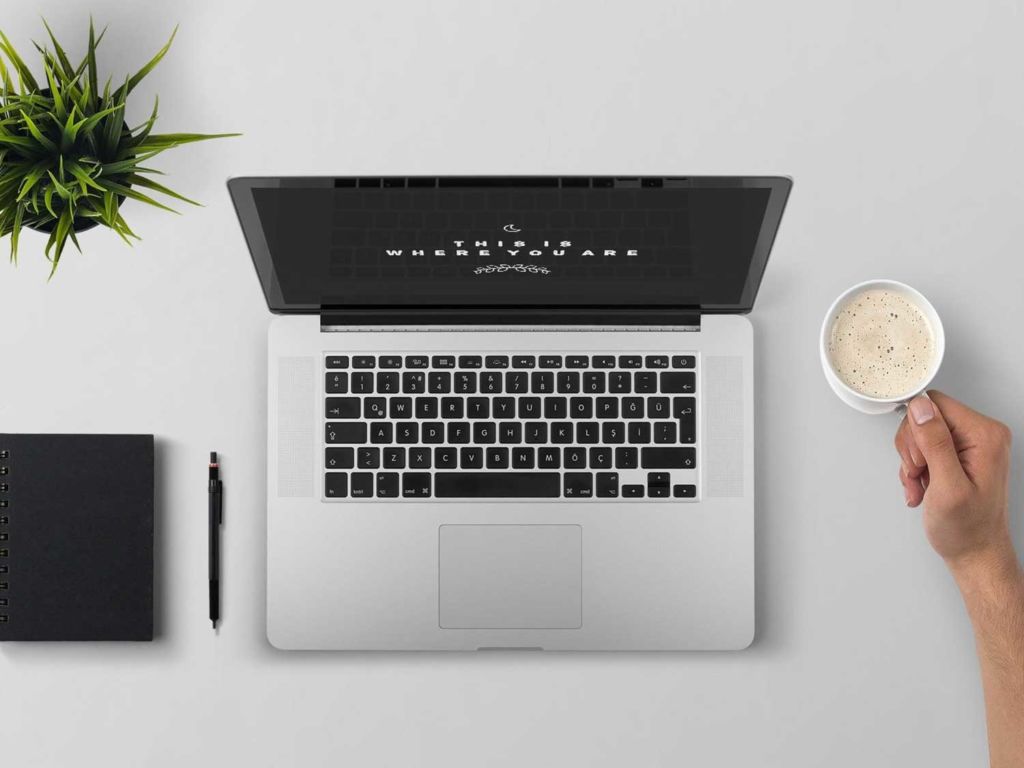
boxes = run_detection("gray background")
[1,0,1022,765]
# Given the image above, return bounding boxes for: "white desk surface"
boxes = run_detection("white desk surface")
[2,1,1022,765]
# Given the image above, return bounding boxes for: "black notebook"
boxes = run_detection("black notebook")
[0,434,154,641]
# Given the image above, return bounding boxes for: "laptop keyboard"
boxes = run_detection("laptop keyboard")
[323,354,697,501]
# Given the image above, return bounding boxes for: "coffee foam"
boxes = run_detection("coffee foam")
[827,288,935,399]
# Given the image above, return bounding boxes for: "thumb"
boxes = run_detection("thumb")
[906,395,968,488]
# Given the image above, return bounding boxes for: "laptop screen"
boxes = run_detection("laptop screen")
[229,177,791,314]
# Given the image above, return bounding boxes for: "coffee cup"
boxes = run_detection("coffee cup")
[820,279,945,414]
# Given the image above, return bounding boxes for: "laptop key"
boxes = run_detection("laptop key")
[485,355,509,369]
[455,372,477,393]
[615,446,639,469]
[622,484,644,498]
[405,355,429,368]
[435,447,458,468]
[460,447,484,469]
[326,355,349,369]
[481,372,502,394]
[326,397,359,419]
[396,422,418,444]
[429,372,452,393]
[524,422,546,443]
[566,355,589,368]
[500,422,522,443]
[602,422,625,444]
[557,372,580,393]
[641,447,696,469]
[551,422,573,444]
[596,397,618,419]
[351,372,373,394]
[654,422,677,443]
[383,447,405,469]
[634,372,656,393]
[376,473,399,498]
[365,398,386,419]
[402,473,432,498]
[645,356,669,369]
[326,372,348,394]
[350,472,373,498]
[434,472,560,498]
[512,447,535,469]
[467,397,490,419]
[596,472,619,497]
[577,422,599,443]
[486,447,510,469]
[544,396,567,419]
[661,372,696,394]
[570,397,593,419]
[582,372,606,393]
[447,423,470,444]
[648,397,669,419]
[442,398,464,418]
[473,422,496,444]
[647,472,670,498]
[592,356,616,369]
[353,356,375,369]
[671,355,696,369]
[564,447,587,469]
[493,397,516,418]
[402,372,425,393]
[422,422,444,443]
[619,355,642,369]
[590,448,612,469]
[673,484,697,499]
[564,472,593,498]
[512,356,536,368]
[409,447,431,468]
[531,372,554,393]
[325,447,354,469]
[623,397,644,419]
[376,372,399,393]
[519,397,541,418]
[432,355,456,369]
[539,356,562,368]
[505,372,528,394]
[609,372,631,393]
[389,398,413,418]
[628,423,651,443]
[326,422,366,444]
[458,355,482,369]
[379,356,402,369]
[538,447,560,469]
[370,423,393,443]
[357,447,380,469]
[415,397,438,419]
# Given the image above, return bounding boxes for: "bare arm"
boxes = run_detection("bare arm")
[895,392,1024,767]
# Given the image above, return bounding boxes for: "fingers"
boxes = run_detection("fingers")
[906,395,970,490]
[894,416,926,477]
[899,464,926,507]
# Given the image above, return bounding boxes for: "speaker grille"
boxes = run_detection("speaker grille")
[276,357,315,498]
[704,355,745,498]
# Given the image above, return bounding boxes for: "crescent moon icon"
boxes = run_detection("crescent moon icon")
[502,224,521,233]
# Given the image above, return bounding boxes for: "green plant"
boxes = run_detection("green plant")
[0,20,237,276]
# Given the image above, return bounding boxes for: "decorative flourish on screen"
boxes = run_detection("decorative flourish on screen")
[473,263,551,275]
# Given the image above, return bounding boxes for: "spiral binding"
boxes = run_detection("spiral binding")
[0,448,8,624]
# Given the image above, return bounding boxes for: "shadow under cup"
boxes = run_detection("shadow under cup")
[819,279,945,415]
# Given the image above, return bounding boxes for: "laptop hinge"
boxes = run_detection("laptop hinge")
[318,306,701,329]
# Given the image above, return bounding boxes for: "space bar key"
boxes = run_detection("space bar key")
[434,472,561,498]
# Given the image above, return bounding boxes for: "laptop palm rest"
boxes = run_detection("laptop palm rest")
[439,525,583,630]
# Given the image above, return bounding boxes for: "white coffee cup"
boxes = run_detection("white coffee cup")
[820,279,945,414]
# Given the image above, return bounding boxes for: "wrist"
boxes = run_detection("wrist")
[949,542,1023,601]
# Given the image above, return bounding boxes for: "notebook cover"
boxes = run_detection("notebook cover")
[0,434,154,641]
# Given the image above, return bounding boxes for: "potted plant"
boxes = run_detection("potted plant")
[0,21,236,276]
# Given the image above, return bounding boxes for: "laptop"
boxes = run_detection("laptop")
[228,175,791,650]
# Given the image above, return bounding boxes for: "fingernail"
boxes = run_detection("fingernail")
[904,487,912,506]
[909,397,934,425]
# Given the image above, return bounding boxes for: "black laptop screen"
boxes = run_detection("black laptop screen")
[230,177,790,313]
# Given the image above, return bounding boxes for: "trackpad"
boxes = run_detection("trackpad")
[439,525,582,629]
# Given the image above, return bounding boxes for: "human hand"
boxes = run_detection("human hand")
[894,391,1015,571]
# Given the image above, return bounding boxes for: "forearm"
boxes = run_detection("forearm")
[952,546,1024,768]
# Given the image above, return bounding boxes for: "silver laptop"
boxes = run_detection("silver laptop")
[228,175,791,650]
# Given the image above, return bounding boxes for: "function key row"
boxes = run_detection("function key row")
[326,355,697,370]
[327,370,696,395]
